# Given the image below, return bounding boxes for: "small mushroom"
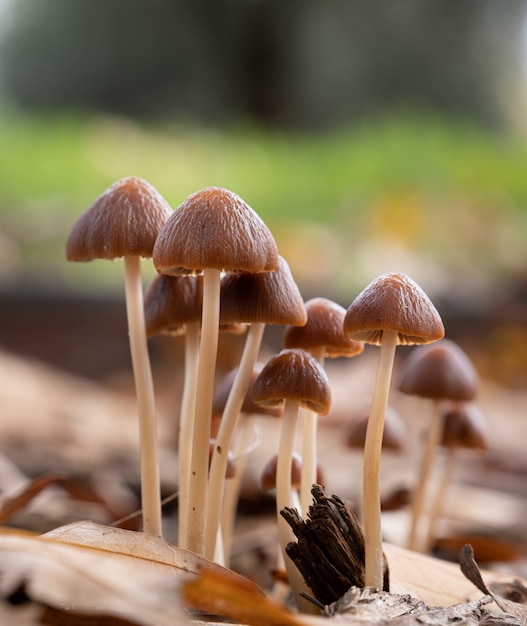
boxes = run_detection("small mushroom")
[204,256,306,559]
[283,297,363,514]
[212,365,282,565]
[344,272,444,589]
[345,404,407,453]
[66,176,172,536]
[261,451,304,511]
[261,451,325,502]
[397,338,479,552]
[423,401,488,553]
[153,186,278,556]
[252,348,331,612]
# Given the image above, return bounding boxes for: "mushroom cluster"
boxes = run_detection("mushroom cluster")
[67,180,461,612]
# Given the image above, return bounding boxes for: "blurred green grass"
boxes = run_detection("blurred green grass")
[1,109,526,299]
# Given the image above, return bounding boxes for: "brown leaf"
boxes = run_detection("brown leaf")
[0,473,66,524]
[182,567,305,626]
[436,533,527,564]
[40,605,141,625]
[43,520,263,592]
[0,528,186,626]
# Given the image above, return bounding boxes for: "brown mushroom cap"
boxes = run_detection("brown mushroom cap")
[219,256,307,327]
[152,187,279,275]
[251,349,331,415]
[144,274,203,337]
[261,452,303,491]
[343,272,445,346]
[346,404,407,452]
[66,176,173,261]
[397,339,479,401]
[440,402,488,450]
[284,297,364,358]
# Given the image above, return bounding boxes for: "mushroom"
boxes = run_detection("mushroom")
[252,348,331,612]
[345,404,407,453]
[423,401,488,553]
[144,273,202,548]
[283,297,364,515]
[153,187,278,555]
[397,338,479,553]
[261,452,304,513]
[66,176,172,536]
[211,364,282,564]
[204,255,306,559]
[343,272,444,589]
[261,451,325,511]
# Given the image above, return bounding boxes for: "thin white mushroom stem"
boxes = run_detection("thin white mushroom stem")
[204,322,266,560]
[276,399,315,614]
[187,267,221,556]
[123,255,162,536]
[300,346,326,517]
[221,415,259,565]
[363,329,398,590]
[406,400,444,553]
[177,320,200,549]
[422,446,458,553]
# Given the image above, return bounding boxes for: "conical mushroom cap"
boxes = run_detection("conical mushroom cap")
[440,402,488,450]
[251,349,331,416]
[66,176,173,261]
[343,272,444,346]
[219,256,307,326]
[153,187,279,275]
[346,404,407,452]
[284,297,364,358]
[144,274,203,337]
[397,339,479,401]
[261,452,303,491]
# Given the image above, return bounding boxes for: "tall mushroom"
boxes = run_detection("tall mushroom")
[144,273,202,548]
[204,255,306,560]
[397,338,479,552]
[153,187,278,555]
[66,176,172,536]
[343,272,444,590]
[252,348,331,612]
[283,297,364,515]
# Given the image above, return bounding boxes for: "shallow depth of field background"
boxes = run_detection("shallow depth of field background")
[1,1,527,386]
[0,3,526,581]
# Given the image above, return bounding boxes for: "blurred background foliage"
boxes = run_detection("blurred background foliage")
[1,0,527,310]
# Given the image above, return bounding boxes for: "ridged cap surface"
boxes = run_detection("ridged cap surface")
[219,256,306,326]
[284,297,364,358]
[153,187,278,275]
[344,273,444,346]
[66,177,172,261]
[251,349,331,415]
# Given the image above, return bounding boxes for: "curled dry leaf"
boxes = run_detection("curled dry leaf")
[460,544,527,626]
[0,528,186,626]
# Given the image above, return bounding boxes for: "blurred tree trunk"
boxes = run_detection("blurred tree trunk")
[1,0,526,130]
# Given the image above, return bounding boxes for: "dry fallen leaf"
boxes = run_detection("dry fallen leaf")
[43,520,265,591]
[460,544,527,626]
[0,528,187,626]
[183,566,305,626]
